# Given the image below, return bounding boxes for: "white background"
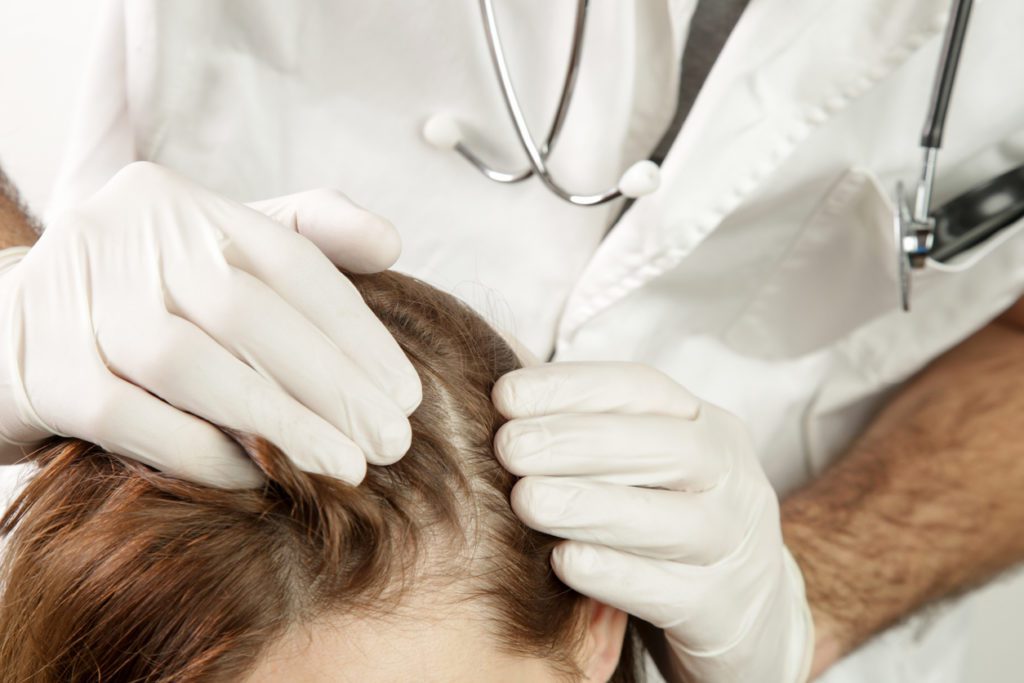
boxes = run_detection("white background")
[0,2,1022,680]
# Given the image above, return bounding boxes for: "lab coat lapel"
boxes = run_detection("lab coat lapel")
[555,0,951,348]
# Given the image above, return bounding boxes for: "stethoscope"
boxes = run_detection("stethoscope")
[423,0,660,206]
[894,0,1024,310]
[425,0,1024,311]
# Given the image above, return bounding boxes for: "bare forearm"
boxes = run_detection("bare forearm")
[0,165,40,248]
[782,313,1024,677]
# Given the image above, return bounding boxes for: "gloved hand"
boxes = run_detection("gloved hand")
[493,361,814,683]
[0,162,421,488]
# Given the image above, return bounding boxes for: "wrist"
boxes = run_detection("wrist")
[805,603,845,680]
[781,546,817,683]
[782,502,858,680]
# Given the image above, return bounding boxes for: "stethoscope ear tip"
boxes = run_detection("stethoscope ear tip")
[618,160,661,199]
[423,113,463,151]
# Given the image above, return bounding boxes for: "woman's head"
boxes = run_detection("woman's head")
[0,270,639,682]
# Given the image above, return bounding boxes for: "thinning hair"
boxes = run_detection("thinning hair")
[0,269,640,682]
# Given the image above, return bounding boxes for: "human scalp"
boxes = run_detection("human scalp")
[0,269,639,682]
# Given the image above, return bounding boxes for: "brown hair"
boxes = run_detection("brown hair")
[0,270,640,682]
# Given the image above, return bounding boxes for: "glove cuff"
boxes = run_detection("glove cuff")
[665,546,816,683]
[782,545,816,683]
[0,246,30,276]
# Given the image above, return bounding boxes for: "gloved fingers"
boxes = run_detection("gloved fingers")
[550,541,704,631]
[103,313,368,484]
[554,540,788,657]
[219,203,421,416]
[495,413,724,490]
[162,266,411,464]
[247,189,401,273]
[80,163,417,414]
[71,374,265,489]
[493,361,700,420]
[512,477,742,564]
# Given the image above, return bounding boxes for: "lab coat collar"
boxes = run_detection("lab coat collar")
[555,0,952,348]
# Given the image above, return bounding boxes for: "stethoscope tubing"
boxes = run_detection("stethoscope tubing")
[450,0,657,206]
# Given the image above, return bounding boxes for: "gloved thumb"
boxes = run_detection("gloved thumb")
[247,189,401,273]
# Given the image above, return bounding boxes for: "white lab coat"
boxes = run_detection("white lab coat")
[45,0,1024,681]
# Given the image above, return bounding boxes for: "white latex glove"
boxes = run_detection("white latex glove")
[493,361,814,683]
[0,162,422,488]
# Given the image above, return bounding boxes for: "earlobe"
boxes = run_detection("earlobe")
[580,600,629,683]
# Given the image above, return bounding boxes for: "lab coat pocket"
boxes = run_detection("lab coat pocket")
[723,168,902,359]
[723,166,1024,360]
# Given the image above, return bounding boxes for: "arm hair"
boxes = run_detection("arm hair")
[783,296,1024,677]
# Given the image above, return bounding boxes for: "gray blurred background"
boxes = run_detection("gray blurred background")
[0,3,1021,679]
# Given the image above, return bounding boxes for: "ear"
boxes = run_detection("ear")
[579,599,629,683]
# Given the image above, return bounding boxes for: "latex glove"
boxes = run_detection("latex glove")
[0,162,421,488]
[493,362,814,683]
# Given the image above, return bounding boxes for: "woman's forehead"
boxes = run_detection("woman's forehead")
[245,596,558,683]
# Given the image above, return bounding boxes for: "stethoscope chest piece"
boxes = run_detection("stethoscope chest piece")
[894,180,936,312]
[892,0,973,312]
